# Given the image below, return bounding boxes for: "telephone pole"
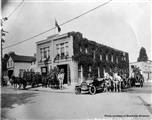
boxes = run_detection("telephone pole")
[1,17,8,84]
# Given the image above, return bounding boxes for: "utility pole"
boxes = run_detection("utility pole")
[1,17,8,84]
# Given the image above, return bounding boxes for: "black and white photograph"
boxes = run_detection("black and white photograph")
[1,0,152,119]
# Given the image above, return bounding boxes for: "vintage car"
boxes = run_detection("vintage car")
[135,77,144,87]
[75,78,105,95]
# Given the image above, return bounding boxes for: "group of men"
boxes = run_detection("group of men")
[104,72,125,92]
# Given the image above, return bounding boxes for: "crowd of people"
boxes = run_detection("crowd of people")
[1,67,144,91]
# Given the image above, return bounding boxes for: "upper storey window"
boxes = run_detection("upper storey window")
[40,47,50,60]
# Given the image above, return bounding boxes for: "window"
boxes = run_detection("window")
[40,47,50,60]
[65,42,69,56]
[93,51,95,59]
[56,44,60,54]
[55,42,69,60]
[116,57,118,63]
[80,47,82,52]
[89,66,91,72]
[111,55,113,62]
[106,55,108,61]
[98,67,100,78]
[123,52,126,61]
[19,69,25,77]
[100,54,102,61]
[60,43,64,54]
[123,52,126,56]
[124,56,126,61]
[85,48,88,54]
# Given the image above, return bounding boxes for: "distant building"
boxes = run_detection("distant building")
[130,60,152,82]
[36,32,129,84]
[7,52,36,78]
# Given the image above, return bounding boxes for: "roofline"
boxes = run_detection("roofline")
[9,53,35,58]
[36,31,128,54]
[36,33,70,45]
[100,44,128,54]
[9,53,36,62]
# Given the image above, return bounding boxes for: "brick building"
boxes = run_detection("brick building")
[36,32,129,84]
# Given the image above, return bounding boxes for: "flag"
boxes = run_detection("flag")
[55,19,61,32]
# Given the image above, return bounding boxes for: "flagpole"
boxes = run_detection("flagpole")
[54,18,57,35]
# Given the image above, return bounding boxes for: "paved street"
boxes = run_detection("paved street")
[1,82,152,120]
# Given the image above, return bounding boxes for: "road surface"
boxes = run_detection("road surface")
[1,82,152,120]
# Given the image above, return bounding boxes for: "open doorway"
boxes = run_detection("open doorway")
[57,64,67,84]
[8,70,13,79]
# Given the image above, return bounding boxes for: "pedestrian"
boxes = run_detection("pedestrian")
[113,73,122,92]
[58,69,65,90]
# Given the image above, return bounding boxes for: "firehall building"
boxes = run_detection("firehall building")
[36,32,129,85]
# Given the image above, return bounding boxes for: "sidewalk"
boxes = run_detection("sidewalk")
[28,84,76,93]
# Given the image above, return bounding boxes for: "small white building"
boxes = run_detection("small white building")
[129,60,152,82]
[7,52,36,78]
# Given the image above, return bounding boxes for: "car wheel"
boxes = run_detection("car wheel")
[75,87,81,94]
[89,86,96,95]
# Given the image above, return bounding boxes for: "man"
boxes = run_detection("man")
[113,73,122,92]
[58,69,65,90]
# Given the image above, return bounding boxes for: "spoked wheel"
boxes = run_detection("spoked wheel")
[75,87,81,94]
[89,86,96,95]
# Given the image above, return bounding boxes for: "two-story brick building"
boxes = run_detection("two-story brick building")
[36,32,129,85]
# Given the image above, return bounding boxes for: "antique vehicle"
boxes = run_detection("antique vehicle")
[135,74,144,87]
[130,65,144,87]
[75,78,105,95]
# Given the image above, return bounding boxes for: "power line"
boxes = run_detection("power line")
[4,0,112,49]
[7,0,24,18]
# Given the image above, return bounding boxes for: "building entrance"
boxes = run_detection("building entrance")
[57,64,68,84]
[8,70,13,79]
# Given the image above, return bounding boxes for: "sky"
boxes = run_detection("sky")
[2,0,151,62]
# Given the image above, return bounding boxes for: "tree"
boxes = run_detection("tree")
[137,47,148,62]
